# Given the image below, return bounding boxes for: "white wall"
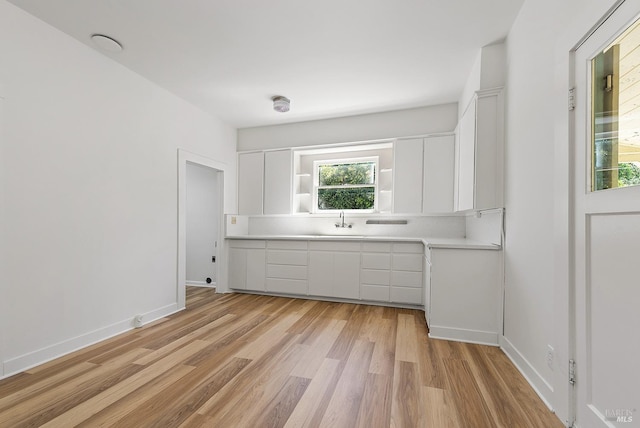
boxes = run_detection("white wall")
[186,163,219,285]
[0,0,236,378]
[459,43,506,117]
[503,0,618,424]
[238,103,458,151]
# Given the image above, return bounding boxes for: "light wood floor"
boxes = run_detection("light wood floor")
[0,287,563,427]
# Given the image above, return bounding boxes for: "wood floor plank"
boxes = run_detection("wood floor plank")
[483,346,565,428]
[290,318,347,379]
[391,360,424,428]
[355,372,393,428]
[249,375,311,428]
[443,357,497,428]
[283,358,344,428]
[0,288,564,428]
[423,385,460,428]
[395,313,420,363]
[75,364,196,427]
[39,339,212,427]
[319,340,375,427]
[368,317,397,376]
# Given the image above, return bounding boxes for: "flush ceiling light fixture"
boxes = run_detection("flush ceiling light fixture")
[91,34,123,52]
[272,96,290,113]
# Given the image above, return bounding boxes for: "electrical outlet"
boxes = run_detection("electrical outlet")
[546,345,554,369]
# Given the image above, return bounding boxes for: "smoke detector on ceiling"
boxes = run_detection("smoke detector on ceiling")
[272,96,290,113]
[91,34,123,52]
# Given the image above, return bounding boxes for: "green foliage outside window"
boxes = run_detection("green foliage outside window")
[618,162,640,187]
[317,162,376,210]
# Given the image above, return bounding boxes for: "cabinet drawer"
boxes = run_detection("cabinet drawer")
[360,269,390,285]
[392,254,423,271]
[362,242,392,253]
[391,271,422,288]
[361,285,390,302]
[392,242,424,253]
[228,240,266,249]
[266,278,307,295]
[267,264,307,280]
[309,241,361,252]
[268,240,308,250]
[267,250,307,265]
[391,286,422,305]
[361,253,391,270]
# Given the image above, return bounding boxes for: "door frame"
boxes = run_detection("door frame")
[177,149,227,309]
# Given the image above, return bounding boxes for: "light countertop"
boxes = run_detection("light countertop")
[225,234,500,250]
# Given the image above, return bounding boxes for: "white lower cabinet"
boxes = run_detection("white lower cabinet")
[426,247,501,345]
[309,241,361,299]
[228,238,424,307]
[228,240,266,291]
[360,241,423,306]
[266,240,308,295]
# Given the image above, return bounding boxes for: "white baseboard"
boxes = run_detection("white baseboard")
[1,303,180,380]
[499,335,554,411]
[185,281,216,288]
[428,325,499,346]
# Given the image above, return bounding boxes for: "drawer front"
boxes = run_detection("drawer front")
[267,250,307,266]
[360,269,391,286]
[391,270,422,288]
[361,285,390,302]
[228,240,267,249]
[390,286,422,305]
[361,253,391,270]
[308,240,361,252]
[393,242,424,253]
[267,264,307,280]
[392,253,423,271]
[266,278,308,295]
[268,240,308,250]
[361,242,392,253]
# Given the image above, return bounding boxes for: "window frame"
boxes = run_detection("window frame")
[312,156,379,213]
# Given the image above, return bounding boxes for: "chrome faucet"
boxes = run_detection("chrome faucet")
[335,211,352,228]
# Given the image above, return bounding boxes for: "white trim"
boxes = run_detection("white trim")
[499,335,555,412]
[428,325,499,346]
[177,149,228,306]
[185,281,216,288]
[1,303,179,380]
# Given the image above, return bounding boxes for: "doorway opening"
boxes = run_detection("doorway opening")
[177,149,227,310]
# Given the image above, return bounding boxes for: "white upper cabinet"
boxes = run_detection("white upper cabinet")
[237,152,264,215]
[423,135,455,213]
[393,136,455,214]
[393,138,424,213]
[456,88,504,212]
[264,150,293,215]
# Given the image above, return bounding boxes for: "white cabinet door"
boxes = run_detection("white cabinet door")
[308,251,333,297]
[237,152,264,215]
[423,135,454,213]
[245,249,266,291]
[228,248,247,289]
[429,248,501,344]
[393,138,424,213]
[264,150,292,215]
[309,242,360,300]
[457,99,476,212]
[455,89,503,212]
[333,252,360,299]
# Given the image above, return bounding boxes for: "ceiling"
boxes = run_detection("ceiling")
[8,0,524,129]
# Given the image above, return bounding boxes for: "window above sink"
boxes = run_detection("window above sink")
[293,142,393,214]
